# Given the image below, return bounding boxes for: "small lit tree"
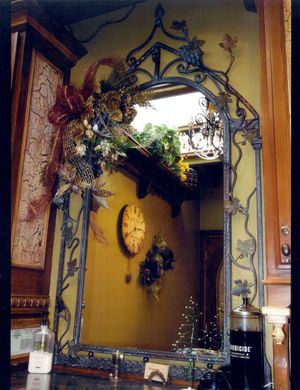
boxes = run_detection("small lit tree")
[172,296,204,389]
[172,296,224,389]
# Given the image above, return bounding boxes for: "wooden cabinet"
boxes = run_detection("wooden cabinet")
[257,0,291,388]
[11,0,86,364]
[257,0,291,286]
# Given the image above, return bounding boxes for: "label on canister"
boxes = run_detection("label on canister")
[230,330,263,389]
[28,351,53,374]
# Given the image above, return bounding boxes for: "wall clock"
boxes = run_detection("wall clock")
[121,204,146,255]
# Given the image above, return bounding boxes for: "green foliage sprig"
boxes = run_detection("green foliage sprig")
[133,123,183,176]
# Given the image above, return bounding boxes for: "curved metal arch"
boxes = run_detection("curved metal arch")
[123,2,259,127]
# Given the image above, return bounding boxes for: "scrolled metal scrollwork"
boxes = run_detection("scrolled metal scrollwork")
[53,194,84,355]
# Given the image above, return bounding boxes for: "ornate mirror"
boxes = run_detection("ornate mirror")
[51,2,266,381]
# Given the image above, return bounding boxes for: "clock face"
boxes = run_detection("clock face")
[121,204,146,255]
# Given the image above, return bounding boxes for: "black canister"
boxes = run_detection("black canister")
[230,298,264,390]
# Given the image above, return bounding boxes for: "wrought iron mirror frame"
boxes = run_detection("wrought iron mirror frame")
[53,3,265,380]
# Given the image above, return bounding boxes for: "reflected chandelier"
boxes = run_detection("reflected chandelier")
[179,96,224,160]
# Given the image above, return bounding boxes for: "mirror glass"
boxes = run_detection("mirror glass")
[80,87,224,354]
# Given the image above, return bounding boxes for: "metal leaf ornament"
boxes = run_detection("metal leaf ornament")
[217,92,232,107]
[62,222,74,245]
[224,197,240,215]
[241,128,258,145]
[219,33,238,74]
[56,295,66,313]
[232,279,252,298]
[236,239,255,258]
[219,33,238,53]
[67,258,79,277]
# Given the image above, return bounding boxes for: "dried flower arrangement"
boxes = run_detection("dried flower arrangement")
[24,58,193,223]
[24,58,151,221]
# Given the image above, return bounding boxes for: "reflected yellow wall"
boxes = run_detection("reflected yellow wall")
[200,184,223,230]
[81,171,200,350]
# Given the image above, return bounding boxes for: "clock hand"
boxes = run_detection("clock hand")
[125,227,144,238]
[126,227,138,235]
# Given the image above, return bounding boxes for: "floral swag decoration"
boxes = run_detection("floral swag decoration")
[24,58,190,222]
[139,233,175,300]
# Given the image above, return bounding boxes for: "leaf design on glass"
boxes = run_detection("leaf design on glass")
[236,239,255,258]
[67,258,78,277]
[232,279,252,297]
[219,33,238,53]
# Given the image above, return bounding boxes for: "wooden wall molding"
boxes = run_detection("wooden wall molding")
[11,294,50,315]
[12,15,80,65]
[263,277,291,286]
[11,316,47,329]
[11,0,87,65]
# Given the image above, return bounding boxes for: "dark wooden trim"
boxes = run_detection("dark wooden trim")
[11,354,29,366]
[11,31,25,151]
[11,294,50,311]
[11,0,87,62]
[257,0,291,388]
[11,316,47,328]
